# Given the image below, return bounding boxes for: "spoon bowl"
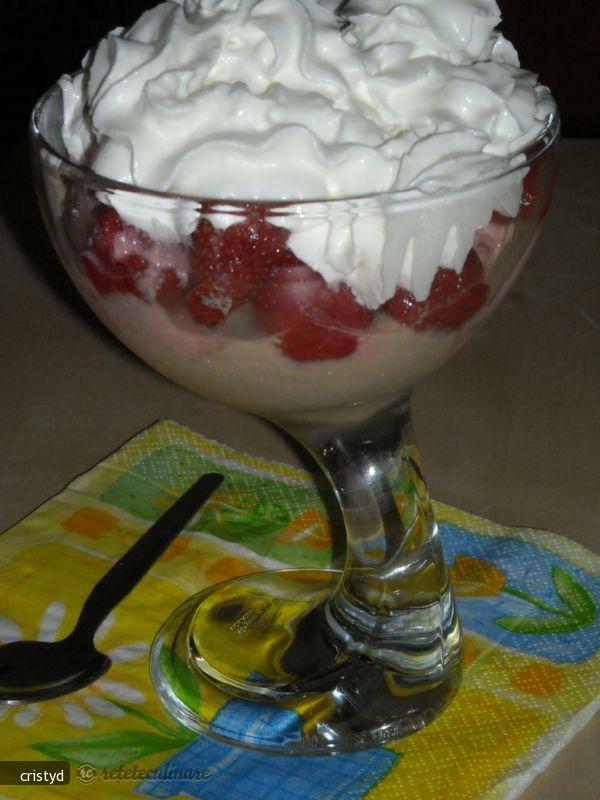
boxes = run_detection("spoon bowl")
[0,637,110,702]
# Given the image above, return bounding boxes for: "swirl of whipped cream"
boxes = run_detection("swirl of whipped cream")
[59,0,555,305]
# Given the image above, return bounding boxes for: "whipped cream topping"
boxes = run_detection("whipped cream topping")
[59,0,555,306]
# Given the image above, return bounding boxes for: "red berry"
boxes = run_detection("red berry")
[81,252,131,296]
[254,263,321,332]
[192,219,221,268]
[491,210,513,225]
[117,253,148,277]
[315,282,372,331]
[459,248,485,286]
[81,207,149,297]
[186,278,232,326]
[186,210,292,326]
[254,262,371,361]
[380,286,420,326]
[81,251,145,298]
[384,250,488,331]
[428,267,460,299]
[95,207,124,252]
[416,282,489,331]
[278,320,358,362]
[255,263,371,334]
[156,268,184,308]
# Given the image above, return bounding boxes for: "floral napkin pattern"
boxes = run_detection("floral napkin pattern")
[0,420,598,800]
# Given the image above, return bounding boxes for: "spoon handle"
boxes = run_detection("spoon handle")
[71,472,223,641]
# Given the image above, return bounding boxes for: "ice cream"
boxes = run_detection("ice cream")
[58,0,555,306]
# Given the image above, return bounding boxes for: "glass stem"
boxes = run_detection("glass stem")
[286,399,462,681]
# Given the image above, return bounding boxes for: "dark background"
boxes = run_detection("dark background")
[3,0,599,160]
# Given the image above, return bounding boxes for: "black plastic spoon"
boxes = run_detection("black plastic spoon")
[0,472,223,703]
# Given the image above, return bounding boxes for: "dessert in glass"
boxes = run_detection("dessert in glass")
[31,0,558,753]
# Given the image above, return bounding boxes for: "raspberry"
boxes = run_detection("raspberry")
[95,207,125,252]
[416,281,488,330]
[459,248,485,286]
[491,210,513,225]
[255,263,371,333]
[379,286,420,327]
[254,262,371,361]
[156,268,184,308]
[313,282,372,331]
[186,210,292,326]
[384,250,488,331]
[254,263,320,333]
[81,208,149,297]
[278,321,358,362]
[186,279,232,326]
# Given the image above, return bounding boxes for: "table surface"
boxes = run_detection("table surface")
[1,139,598,798]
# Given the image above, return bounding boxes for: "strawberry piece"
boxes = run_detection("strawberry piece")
[255,263,371,334]
[278,321,358,362]
[156,268,184,308]
[80,253,125,296]
[315,282,372,331]
[81,207,149,297]
[416,282,489,330]
[94,207,125,264]
[255,263,322,333]
[186,279,232,326]
[254,262,371,361]
[192,219,221,268]
[81,251,145,297]
[460,248,485,286]
[380,286,420,327]
[384,250,488,331]
[491,210,513,225]
[187,210,292,326]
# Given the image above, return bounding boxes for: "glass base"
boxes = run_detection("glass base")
[150,569,461,754]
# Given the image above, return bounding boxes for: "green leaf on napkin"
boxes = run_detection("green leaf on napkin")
[105,699,196,742]
[200,501,291,540]
[495,567,597,635]
[495,615,584,634]
[159,644,202,713]
[552,567,597,622]
[31,730,186,769]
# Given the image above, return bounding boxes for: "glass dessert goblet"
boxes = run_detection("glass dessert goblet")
[32,85,559,754]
